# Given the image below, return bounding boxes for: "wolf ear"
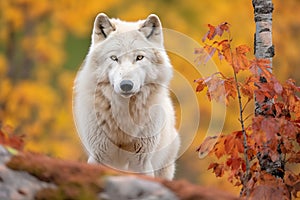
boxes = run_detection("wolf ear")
[92,13,115,44]
[139,14,163,45]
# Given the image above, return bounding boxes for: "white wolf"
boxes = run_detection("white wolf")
[73,13,180,180]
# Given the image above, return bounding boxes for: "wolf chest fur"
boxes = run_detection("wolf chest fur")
[73,13,180,180]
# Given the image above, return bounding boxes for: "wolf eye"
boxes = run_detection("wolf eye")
[136,55,144,61]
[110,55,118,62]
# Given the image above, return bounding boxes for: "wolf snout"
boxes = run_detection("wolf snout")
[120,80,134,92]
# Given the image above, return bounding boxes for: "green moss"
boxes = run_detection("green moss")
[35,186,98,200]
[35,188,65,200]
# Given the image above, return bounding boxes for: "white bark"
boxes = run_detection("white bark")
[253,0,274,116]
[253,0,285,180]
[253,0,274,63]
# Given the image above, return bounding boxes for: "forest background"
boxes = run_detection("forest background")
[0,0,299,195]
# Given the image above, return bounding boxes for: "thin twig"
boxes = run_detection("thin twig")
[233,72,251,197]
[243,113,254,123]
[242,98,251,113]
[227,35,250,197]
[233,72,250,175]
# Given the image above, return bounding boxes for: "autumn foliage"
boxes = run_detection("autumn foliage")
[196,23,300,199]
[0,1,299,197]
[0,124,24,151]
[0,0,118,158]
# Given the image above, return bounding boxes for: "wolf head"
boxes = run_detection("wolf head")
[86,13,173,98]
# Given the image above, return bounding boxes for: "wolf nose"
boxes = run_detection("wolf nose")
[120,80,134,92]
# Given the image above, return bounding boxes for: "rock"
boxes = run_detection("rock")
[0,145,238,200]
[101,176,178,200]
[0,146,55,200]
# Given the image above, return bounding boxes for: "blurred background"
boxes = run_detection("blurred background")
[0,0,299,195]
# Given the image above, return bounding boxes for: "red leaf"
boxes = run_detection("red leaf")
[273,102,291,119]
[202,22,230,42]
[284,171,300,198]
[205,24,217,41]
[254,76,283,102]
[274,79,283,94]
[194,78,207,92]
[254,90,267,103]
[226,157,243,171]
[196,73,238,104]
[282,79,300,117]
[250,173,290,200]
[219,22,230,32]
[208,163,225,177]
[261,118,280,141]
[0,126,24,151]
[251,116,267,145]
[281,119,298,138]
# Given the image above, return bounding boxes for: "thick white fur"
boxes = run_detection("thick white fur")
[73,13,180,180]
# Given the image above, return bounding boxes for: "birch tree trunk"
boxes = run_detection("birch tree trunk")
[253,0,274,64]
[252,0,285,179]
[253,0,275,116]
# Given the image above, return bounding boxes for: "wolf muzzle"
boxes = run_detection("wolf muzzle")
[120,80,134,93]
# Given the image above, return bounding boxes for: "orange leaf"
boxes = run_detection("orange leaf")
[194,78,207,92]
[208,163,225,177]
[202,22,230,42]
[232,45,251,73]
[202,24,216,42]
[287,151,300,163]
[205,73,226,103]
[284,171,300,198]
[0,126,24,151]
[249,58,271,77]
[213,136,226,159]
[224,77,237,104]
[250,173,290,200]
[236,45,251,55]
[219,22,230,32]
[241,75,258,100]
[226,157,242,171]
[224,131,244,157]
[197,136,218,159]
[221,40,232,64]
